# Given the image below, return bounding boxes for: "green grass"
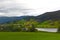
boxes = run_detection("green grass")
[0,32,60,40]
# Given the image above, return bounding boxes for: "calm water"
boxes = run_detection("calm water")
[36,28,58,32]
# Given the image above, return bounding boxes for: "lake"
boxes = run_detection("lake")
[36,28,58,32]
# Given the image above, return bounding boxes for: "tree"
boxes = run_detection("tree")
[24,19,38,32]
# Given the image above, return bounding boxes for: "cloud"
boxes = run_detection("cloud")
[0,8,34,16]
[0,0,60,17]
[0,0,35,17]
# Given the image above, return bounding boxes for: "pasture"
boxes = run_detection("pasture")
[0,32,60,40]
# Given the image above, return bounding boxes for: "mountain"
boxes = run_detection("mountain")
[0,16,25,24]
[0,10,60,24]
[36,10,60,22]
[21,10,60,22]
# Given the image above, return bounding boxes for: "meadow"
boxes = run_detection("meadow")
[0,32,60,40]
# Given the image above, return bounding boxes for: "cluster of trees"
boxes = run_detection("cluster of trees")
[38,20,60,28]
[0,19,38,32]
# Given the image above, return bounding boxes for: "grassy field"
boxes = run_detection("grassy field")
[0,32,60,40]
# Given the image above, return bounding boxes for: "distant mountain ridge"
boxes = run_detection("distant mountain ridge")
[0,10,60,24]
[0,16,25,24]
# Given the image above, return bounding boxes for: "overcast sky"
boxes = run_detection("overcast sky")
[0,0,60,17]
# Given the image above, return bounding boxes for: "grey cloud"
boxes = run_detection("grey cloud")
[0,0,33,14]
[0,0,6,1]
[0,0,35,16]
[0,0,12,1]
[0,7,33,13]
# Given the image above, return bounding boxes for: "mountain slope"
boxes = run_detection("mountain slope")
[36,10,60,22]
[0,16,25,24]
